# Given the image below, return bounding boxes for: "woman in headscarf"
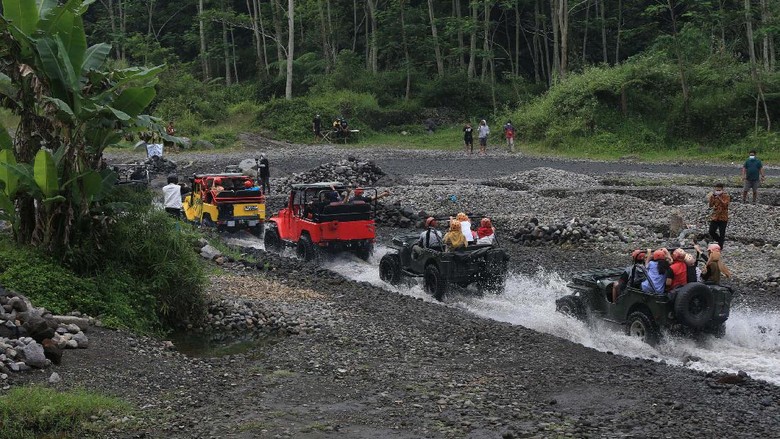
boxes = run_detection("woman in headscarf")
[701,245,731,284]
[476,218,496,245]
[456,212,475,243]
[443,219,468,251]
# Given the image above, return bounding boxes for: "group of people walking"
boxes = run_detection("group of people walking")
[463,120,516,154]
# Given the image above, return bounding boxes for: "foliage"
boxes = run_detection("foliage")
[0,385,129,439]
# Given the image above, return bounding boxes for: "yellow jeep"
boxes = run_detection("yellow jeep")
[183,173,266,235]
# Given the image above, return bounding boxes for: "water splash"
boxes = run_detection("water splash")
[225,234,780,385]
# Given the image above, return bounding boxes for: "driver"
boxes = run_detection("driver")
[611,249,646,302]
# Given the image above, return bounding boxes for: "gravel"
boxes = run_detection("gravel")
[15,138,770,437]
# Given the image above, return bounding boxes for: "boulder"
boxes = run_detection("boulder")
[200,245,222,260]
[42,338,63,365]
[22,315,56,342]
[52,315,90,329]
[71,332,89,349]
[238,159,258,177]
[19,342,47,368]
[193,140,215,150]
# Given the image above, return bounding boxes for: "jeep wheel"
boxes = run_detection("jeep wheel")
[264,226,282,253]
[202,213,215,227]
[706,322,727,338]
[555,295,585,320]
[296,234,318,262]
[625,311,660,345]
[355,242,374,261]
[379,254,402,285]
[424,264,449,301]
[674,283,715,330]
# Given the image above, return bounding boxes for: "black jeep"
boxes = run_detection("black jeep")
[379,234,509,300]
[556,267,733,344]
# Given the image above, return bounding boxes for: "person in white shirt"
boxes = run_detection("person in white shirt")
[478,119,490,154]
[456,212,475,243]
[162,174,183,219]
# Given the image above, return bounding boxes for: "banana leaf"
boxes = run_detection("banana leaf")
[0,121,13,150]
[34,149,59,198]
[113,87,156,118]
[0,149,18,196]
[1,0,39,35]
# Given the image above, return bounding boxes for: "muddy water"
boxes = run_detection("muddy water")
[225,234,780,385]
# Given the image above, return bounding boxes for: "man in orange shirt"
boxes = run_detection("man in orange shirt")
[707,183,730,249]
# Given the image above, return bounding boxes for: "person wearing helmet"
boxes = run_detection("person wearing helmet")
[611,249,647,302]
[416,217,444,250]
[212,177,225,191]
[666,248,689,290]
[641,248,672,295]
[162,174,183,219]
[243,180,260,191]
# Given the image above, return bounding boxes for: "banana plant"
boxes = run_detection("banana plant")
[0,0,162,253]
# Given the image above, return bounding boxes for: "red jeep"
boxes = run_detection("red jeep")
[264,182,377,261]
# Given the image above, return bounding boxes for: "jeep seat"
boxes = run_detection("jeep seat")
[317,202,371,222]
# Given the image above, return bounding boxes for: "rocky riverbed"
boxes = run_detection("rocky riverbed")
[8,139,775,437]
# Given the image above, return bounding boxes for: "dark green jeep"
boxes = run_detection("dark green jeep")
[556,267,733,344]
[379,234,509,300]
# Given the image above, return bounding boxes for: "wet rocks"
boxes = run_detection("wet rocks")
[508,217,628,246]
[375,201,421,228]
[145,155,177,174]
[197,298,314,336]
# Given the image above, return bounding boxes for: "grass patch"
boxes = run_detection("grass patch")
[268,369,296,379]
[0,385,129,439]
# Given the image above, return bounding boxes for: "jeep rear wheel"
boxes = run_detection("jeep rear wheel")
[674,283,715,330]
[296,234,318,261]
[555,295,585,320]
[264,226,282,253]
[625,311,660,345]
[379,254,402,285]
[355,242,373,261]
[424,264,448,301]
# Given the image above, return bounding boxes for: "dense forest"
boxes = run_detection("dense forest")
[52,1,780,152]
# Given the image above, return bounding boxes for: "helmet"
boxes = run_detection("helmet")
[213,177,222,185]
[707,243,721,252]
[672,248,686,261]
[684,253,696,265]
[425,217,437,228]
[480,218,492,228]
[631,249,646,262]
[243,180,253,188]
[354,188,364,196]
[652,249,666,261]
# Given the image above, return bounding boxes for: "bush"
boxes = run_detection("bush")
[0,386,128,439]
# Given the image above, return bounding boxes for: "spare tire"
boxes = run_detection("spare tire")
[674,283,715,329]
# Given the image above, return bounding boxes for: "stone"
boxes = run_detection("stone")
[8,297,27,312]
[19,342,47,368]
[65,340,78,349]
[193,140,215,150]
[71,332,89,348]
[0,323,18,339]
[42,338,63,365]
[238,158,258,177]
[48,372,61,384]
[65,323,81,334]
[53,315,90,328]
[200,245,222,260]
[22,315,56,342]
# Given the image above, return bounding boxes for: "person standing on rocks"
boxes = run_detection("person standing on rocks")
[741,150,765,203]
[478,120,490,154]
[503,121,515,153]
[463,123,474,154]
[257,154,270,194]
[707,182,730,249]
[162,174,183,219]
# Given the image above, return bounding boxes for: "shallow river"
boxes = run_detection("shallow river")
[226,236,780,386]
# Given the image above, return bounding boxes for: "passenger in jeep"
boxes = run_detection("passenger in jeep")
[684,253,701,283]
[348,187,390,204]
[417,217,444,249]
[475,218,496,245]
[702,246,731,284]
[641,248,671,295]
[612,249,646,302]
[443,220,468,251]
[666,248,689,290]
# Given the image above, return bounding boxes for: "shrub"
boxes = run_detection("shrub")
[0,386,128,439]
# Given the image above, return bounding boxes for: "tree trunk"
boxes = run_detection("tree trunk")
[745,0,771,130]
[353,0,359,51]
[467,0,478,79]
[118,0,127,59]
[272,0,286,78]
[455,0,465,69]
[427,0,445,76]
[257,0,270,76]
[99,0,121,59]
[400,0,411,100]
[615,0,622,64]
[550,0,560,82]
[326,1,336,65]
[247,0,268,79]
[366,0,379,73]
[481,0,490,81]
[760,0,772,71]
[668,1,690,118]
[286,0,295,99]
[231,26,239,83]
[533,0,542,83]
[599,0,607,63]
[318,0,331,72]
[222,15,232,86]
[198,0,210,80]
[558,0,569,79]
[515,5,520,76]
[582,0,590,64]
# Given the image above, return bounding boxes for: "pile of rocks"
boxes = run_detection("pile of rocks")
[197,298,316,336]
[274,157,385,193]
[486,167,601,191]
[508,217,629,246]
[375,201,421,228]
[0,290,92,377]
[145,155,178,174]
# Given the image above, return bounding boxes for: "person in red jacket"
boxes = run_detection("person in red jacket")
[666,248,689,291]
